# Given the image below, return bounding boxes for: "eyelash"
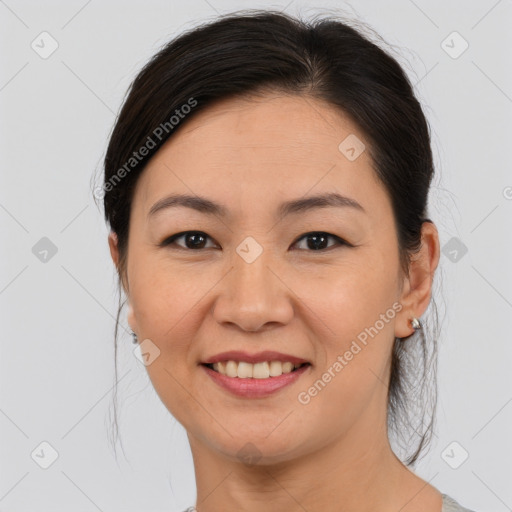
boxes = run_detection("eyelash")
[159,231,351,252]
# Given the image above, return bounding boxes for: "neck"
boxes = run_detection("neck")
[186,413,435,512]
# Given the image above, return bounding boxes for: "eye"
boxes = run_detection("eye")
[159,230,350,252]
[160,231,218,250]
[291,231,348,251]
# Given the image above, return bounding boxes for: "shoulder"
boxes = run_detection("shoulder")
[442,493,477,512]
[181,496,476,512]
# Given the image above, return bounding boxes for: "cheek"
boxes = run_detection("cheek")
[304,260,398,343]
[128,245,202,325]
[127,259,209,423]
[298,263,398,402]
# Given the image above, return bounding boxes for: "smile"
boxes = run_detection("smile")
[204,360,309,378]
[201,361,311,398]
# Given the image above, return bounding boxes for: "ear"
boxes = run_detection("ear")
[126,301,137,333]
[108,231,127,290]
[108,231,138,333]
[395,222,440,338]
[108,231,120,269]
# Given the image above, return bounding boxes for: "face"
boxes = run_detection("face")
[109,92,439,464]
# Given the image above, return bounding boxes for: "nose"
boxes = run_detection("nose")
[212,249,294,332]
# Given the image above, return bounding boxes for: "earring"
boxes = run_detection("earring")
[410,317,422,331]
[131,330,138,344]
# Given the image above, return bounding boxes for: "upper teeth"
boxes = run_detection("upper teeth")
[211,361,304,378]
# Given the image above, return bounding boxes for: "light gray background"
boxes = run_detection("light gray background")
[1,1,511,511]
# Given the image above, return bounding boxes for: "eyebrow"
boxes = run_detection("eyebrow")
[148,192,365,219]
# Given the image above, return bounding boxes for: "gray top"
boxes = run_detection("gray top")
[442,493,476,512]
[182,493,475,511]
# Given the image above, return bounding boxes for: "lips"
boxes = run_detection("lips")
[201,350,310,366]
[201,361,311,398]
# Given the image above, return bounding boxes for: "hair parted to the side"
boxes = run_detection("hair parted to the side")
[96,9,440,467]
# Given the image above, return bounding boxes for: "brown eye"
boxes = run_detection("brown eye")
[292,232,348,251]
[160,231,217,250]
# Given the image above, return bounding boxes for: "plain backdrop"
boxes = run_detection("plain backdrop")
[1,1,511,511]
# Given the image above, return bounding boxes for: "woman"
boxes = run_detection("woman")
[100,10,475,512]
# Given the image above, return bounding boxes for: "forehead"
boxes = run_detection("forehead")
[157,92,366,164]
[134,93,387,222]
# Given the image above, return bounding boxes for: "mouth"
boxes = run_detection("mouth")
[201,360,311,379]
[200,354,312,398]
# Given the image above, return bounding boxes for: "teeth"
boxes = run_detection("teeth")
[269,361,282,377]
[237,361,253,378]
[253,362,270,379]
[209,360,305,378]
[226,360,238,378]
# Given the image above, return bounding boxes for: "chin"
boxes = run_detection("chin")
[207,428,310,467]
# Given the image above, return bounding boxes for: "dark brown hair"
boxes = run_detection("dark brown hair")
[98,9,439,466]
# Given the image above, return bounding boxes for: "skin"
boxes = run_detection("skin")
[108,92,441,512]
